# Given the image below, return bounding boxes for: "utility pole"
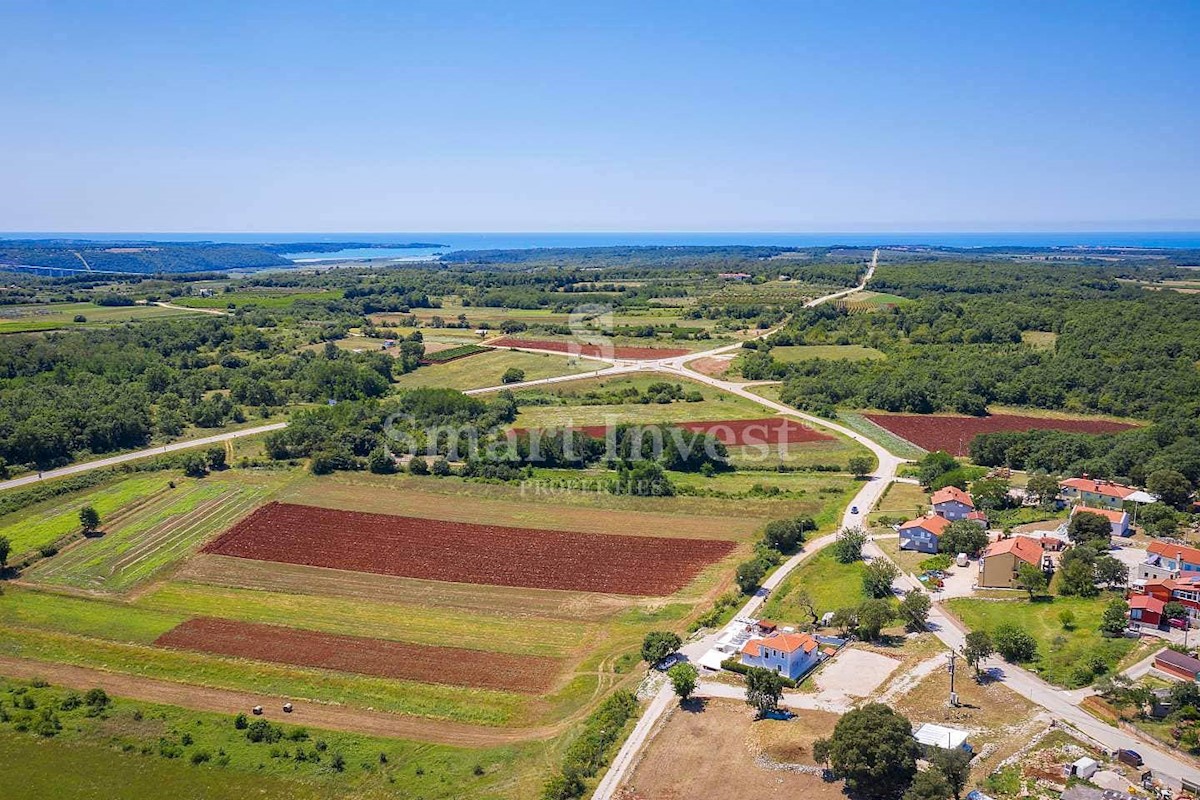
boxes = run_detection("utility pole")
[947,651,959,707]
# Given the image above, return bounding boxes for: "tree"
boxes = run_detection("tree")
[408,456,429,475]
[79,506,101,534]
[667,662,698,701]
[938,520,988,557]
[640,631,682,665]
[0,535,10,570]
[833,526,868,563]
[501,367,526,384]
[367,447,396,474]
[863,559,900,598]
[1095,555,1128,588]
[1068,511,1112,547]
[929,748,972,800]
[963,631,993,679]
[762,516,813,553]
[735,559,767,594]
[1025,472,1061,510]
[1147,469,1192,510]
[1164,601,1189,623]
[745,667,785,718]
[1100,598,1129,637]
[904,769,952,800]
[205,446,227,470]
[181,451,209,477]
[917,451,958,488]
[856,599,894,641]
[899,590,932,632]
[970,477,1010,512]
[992,623,1037,662]
[1015,562,1047,600]
[825,703,919,799]
[431,457,452,476]
[848,455,873,480]
[831,606,859,638]
[1058,555,1100,598]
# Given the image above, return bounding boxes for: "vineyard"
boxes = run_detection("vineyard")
[864,412,1138,456]
[204,501,736,595]
[419,343,489,364]
[155,617,562,693]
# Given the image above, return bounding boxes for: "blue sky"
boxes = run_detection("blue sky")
[2,1,1198,232]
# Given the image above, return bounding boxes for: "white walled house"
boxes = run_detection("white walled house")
[739,632,823,680]
[930,486,975,521]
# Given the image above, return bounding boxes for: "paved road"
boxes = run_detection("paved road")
[0,423,286,493]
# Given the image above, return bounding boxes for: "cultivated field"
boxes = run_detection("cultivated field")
[0,301,200,333]
[486,337,691,359]
[864,412,1139,456]
[538,417,833,446]
[392,349,605,390]
[204,502,736,595]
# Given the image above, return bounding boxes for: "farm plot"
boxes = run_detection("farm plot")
[203,502,736,595]
[393,349,605,391]
[863,412,1138,456]
[564,417,833,445]
[27,475,276,593]
[486,337,690,359]
[155,617,562,694]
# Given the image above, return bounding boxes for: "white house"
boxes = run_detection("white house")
[739,632,823,680]
[1070,504,1130,537]
[898,514,951,554]
[930,486,975,521]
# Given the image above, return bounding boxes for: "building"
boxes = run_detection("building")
[1154,648,1200,682]
[965,510,989,528]
[930,486,975,521]
[1128,593,1166,627]
[898,515,951,554]
[739,632,823,680]
[979,537,1045,589]
[913,723,971,753]
[1135,573,1200,623]
[1060,477,1137,510]
[1138,540,1200,581]
[1070,505,1130,537]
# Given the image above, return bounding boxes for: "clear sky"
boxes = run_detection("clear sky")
[2,1,1198,232]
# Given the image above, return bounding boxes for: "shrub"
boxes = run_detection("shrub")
[233,712,248,730]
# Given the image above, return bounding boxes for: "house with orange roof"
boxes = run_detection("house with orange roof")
[899,514,951,554]
[739,631,824,680]
[1127,593,1166,628]
[1139,540,1200,582]
[1060,477,1137,510]
[931,486,975,521]
[1070,504,1130,537]
[979,536,1046,589]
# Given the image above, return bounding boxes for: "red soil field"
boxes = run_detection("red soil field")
[203,502,735,596]
[864,413,1137,456]
[487,337,691,360]
[155,617,559,693]
[513,418,831,446]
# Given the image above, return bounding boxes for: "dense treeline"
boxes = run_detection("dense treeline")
[0,241,291,273]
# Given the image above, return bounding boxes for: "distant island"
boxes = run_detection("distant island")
[0,239,449,275]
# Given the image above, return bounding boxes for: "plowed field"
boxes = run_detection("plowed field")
[512,417,831,446]
[203,502,735,595]
[155,617,561,693]
[487,337,690,359]
[864,413,1137,456]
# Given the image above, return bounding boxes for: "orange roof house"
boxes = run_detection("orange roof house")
[931,486,975,509]
[979,537,1045,589]
[739,631,825,680]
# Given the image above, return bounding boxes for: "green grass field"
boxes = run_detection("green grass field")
[1020,331,1058,351]
[869,481,929,526]
[174,290,345,309]
[26,471,284,592]
[759,548,870,623]
[944,594,1140,687]
[767,344,886,363]
[836,412,928,459]
[0,473,176,557]
[0,680,546,800]
[393,349,605,391]
[0,302,200,334]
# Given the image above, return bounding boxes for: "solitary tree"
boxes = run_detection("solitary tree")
[1100,598,1129,638]
[1164,601,1189,624]
[1015,562,1047,600]
[1068,511,1112,547]
[501,367,526,384]
[79,506,101,535]
[0,534,10,570]
[856,599,894,641]
[848,455,873,480]
[735,559,766,594]
[825,703,919,799]
[938,520,988,557]
[667,662,698,701]
[1025,472,1061,510]
[904,769,952,800]
[898,590,932,632]
[963,631,993,679]
[929,748,972,800]
[833,526,868,563]
[992,623,1037,662]
[863,559,900,599]
[640,631,682,666]
[1095,555,1128,588]
[744,667,785,718]
[763,516,814,553]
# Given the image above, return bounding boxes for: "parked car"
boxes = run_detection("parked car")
[850,506,859,515]
[1117,749,1143,767]
[1170,617,1188,629]
[655,653,682,671]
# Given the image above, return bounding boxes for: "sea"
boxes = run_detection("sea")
[4,231,1200,262]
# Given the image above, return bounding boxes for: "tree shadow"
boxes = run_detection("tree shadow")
[680,697,708,714]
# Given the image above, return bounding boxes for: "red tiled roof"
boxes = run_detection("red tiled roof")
[899,515,952,536]
[931,486,974,509]
[741,632,819,657]
[1060,477,1136,500]
[983,536,1044,566]
[1148,540,1200,566]
[1129,594,1165,614]
[966,511,988,521]
[1071,505,1128,524]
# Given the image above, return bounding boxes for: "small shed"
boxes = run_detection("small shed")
[1155,648,1200,682]
[914,723,971,752]
[1068,757,1099,780]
